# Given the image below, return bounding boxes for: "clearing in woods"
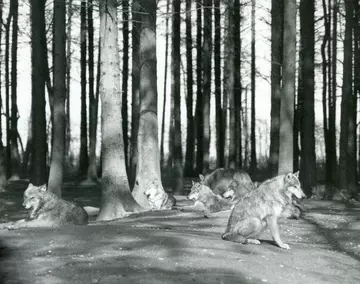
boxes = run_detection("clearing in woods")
[0,180,359,284]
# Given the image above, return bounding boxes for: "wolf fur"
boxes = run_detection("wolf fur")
[222,172,306,249]
[188,181,233,217]
[144,179,176,210]
[4,183,88,230]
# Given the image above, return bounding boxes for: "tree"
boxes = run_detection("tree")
[79,0,88,177]
[184,0,195,174]
[171,0,183,193]
[250,0,257,173]
[122,0,129,169]
[132,0,166,209]
[87,0,99,182]
[278,0,296,174]
[97,0,142,221]
[30,0,48,185]
[48,0,66,197]
[299,0,316,196]
[269,0,283,176]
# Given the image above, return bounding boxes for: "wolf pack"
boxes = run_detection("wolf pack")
[0,168,307,250]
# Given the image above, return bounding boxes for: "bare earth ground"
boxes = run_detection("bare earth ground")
[0,181,360,284]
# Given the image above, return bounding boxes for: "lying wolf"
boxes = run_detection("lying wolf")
[222,172,306,249]
[144,179,176,210]
[2,183,88,230]
[198,168,255,196]
[187,181,233,217]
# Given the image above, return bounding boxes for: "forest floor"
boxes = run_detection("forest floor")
[0,180,360,284]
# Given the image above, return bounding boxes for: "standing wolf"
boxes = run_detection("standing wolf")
[3,183,88,229]
[197,168,255,195]
[222,172,306,249]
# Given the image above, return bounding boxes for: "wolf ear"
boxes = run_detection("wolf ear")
[199,174,205,182]
[39,184,47,192]
[28,183,33,187]
[293,171,300,178]
[192,180,195,185]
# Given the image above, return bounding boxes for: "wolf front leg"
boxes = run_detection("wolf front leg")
[265,215,290,250]
[7,219,55,230]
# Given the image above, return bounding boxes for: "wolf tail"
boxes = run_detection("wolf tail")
[83,206,100,216]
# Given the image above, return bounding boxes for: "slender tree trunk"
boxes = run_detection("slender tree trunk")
[87,0,98,182]
[294,42,302,172]
[269,0,283,176]
[299,0,316,196]
[122,0,129,169]
[0,0,6,190]
[97,0,143,221]
[214,0,223,168]
[195,0,203,173]
[65,0,72,170]
[184,0,195,175]
[355,0,360,186]
[129,0,140,188]
[250,0,256,173]
[79,0,88,178]
[278,0,296,174]
[171,0,183,193]
[234,0,242,168]
[132,0,166,209]
[48,0,66,197]
[30,0,48,185]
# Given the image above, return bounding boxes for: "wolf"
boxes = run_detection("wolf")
[3,183,88,230]
[187,181,233,217]
[144,179,176,210]
[221,172,306,249]
[197,168,255,196]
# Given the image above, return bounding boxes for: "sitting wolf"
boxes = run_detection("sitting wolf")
[222,172,306,249]
[3,183,88,230]
[197,168,255,196]
[187,182,233,217]
[144,179,176,210]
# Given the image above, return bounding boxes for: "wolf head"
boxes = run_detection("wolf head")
[222,180,238,199]
[188,181,213,201]
[284,172,306,199]
[22,183,47,218]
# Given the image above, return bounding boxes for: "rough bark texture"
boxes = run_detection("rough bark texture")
[48,0,66,198]
[171,0,183,193]
[132,0,165,209]
[278,0,296,175]
[299,0,316,196]
[97,0,143,221]
[122,0,129,169]
[269,0,283,176]
[30,0,48,185]
[250,0,256,173]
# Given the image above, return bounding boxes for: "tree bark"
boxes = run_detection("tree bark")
[278,0,296,174]
[48,0,66,198]
[97,0,143,221]
[30,0,48,185]
[0,0,6,190]
[250,0,256,173]
[122,0,129,169]
[132,0,166,209]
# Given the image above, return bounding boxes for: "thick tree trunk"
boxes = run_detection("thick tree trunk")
[122,0,129,169]
[79,0,88,178]
[48,0,66,198]
[30,0,48,185]
[250,0,256,173]
[87,0,98,182]
[269,0,283,176]
[278,0,296,174]
[132,0,166,209]
[171,0,183,193]
[184,0,195,175]
[97,0,143,221]
[299,0,316,196]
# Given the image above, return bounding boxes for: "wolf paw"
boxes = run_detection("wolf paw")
[247,239,261,245]
[279,243,290,250]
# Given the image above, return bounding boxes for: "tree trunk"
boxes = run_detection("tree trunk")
[195,0,203,173]
[48,0,66,198]
[129,0,140,188]
[250,0,256,173]
[184,0,195,175]
[214,0,223,168]
[171,0,183,193]
[278,0,296,175]
[299,0,316,196]
[87,0,98,182]
[30,0,48,185]
[355,0,360,188]
[79,0,88,178]
[132,0,166,209]
[97,0,143,221]
[234,0,242,168]
[294,41,302,172]
[269,0,283,176]
[0,0,6,190]
[122,0,129,169]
